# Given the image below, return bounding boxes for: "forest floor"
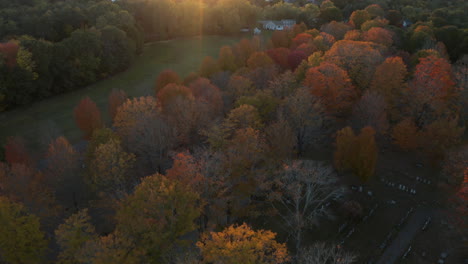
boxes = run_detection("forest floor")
[0,35,244,149]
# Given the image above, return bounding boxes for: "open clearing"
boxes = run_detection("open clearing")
[0,35,244,147]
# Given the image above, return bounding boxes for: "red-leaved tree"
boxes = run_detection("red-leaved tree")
[0,41,19,67]
[4,136,31,166]
[73,97,103,139]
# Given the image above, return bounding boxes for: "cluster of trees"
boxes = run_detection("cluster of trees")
[261,0,467,60]
[0,0,143,111]
[1,1,467,263]
[1,0,466,112]
[121,0,259,40]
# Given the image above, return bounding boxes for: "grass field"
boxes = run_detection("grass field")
[0,35,244,148]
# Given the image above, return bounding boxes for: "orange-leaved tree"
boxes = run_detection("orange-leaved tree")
[409,56,456,111]
[324,40,384,90]
[291,33,313,49]
[392,118,419,151]
[354,126,378,182]
[304,62,357,117]
[362,27,394,46]
[197,223,289,264]
[154,69,181,95]
[335,126,377,181]
[370,56,407,121]
[166,151,205,192]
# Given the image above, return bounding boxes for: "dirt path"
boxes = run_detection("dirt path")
[377,208,432,264]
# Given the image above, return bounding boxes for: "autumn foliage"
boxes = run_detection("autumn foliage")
[156,83,194,109]
[199,56,220,77]
[156,83,197,143]
[197,223,289,264]
[0,41,19,67]
[247,52,274,69]
[154,70,181,95]
[166,151,205,192]
[271,30,290,48]
[188,77,223,115]
[0,197,47,264]
[325,40,383,90]
[392,118,419,151]
[267,48,291,69]
[370,56,407,120]
[217,46,237,72]
[291,33,313,49]
[362,27,394,46]
[116,174,201,259]
[287,50,308,70]
[350,10,371,29]
[4,136,31,166]
[304,62,356,116]
[335,126,378,181]
[73,97,103,139]
[410,56,456,106]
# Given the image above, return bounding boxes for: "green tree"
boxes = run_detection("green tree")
[0,196,47,264]
[199,56,220,78]
[350,10,371,29]
[99,26,135,75]
[218,46,237,72]
[88,139,136,199]
[116,174,201,262]
[55,209,97,264]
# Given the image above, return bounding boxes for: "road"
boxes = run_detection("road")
[377,208,432,264]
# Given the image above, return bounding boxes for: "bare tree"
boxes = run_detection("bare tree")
[297,242,357,264]
[281,88,327,156]
[114,97,175,175]
[350,91,389,135]
[265,160,345,251]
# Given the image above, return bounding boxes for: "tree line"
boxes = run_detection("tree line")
[0,0,144,111]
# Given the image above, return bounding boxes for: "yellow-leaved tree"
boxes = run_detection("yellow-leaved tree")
[115,174,201,261]
[334,126,378,181]
[0,196,47,264]
[197,223,289,264]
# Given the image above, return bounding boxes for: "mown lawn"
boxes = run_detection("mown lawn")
[0,35,244,148]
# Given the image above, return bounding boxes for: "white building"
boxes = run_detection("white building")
[258,19,296,31]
